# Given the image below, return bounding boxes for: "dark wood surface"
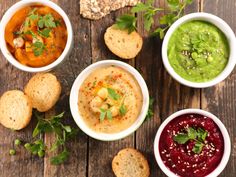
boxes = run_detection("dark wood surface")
[0,0,235,177]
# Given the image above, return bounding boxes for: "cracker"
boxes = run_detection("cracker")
[104,25,143,59]
[0,90,32,130]
[112,148,150,177]
[24,73,61,112]
[80,0,140,20]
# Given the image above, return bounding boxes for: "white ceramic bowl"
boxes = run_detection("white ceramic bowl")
[154,109,231,177]
[0,0,73,73]
[162,12,236,88]
[70,60,149,141]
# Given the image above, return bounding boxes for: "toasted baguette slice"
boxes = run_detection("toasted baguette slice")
[0,90,32,130]
[24,73,61,112]
[112,148,150,177]
[104,25,143,59]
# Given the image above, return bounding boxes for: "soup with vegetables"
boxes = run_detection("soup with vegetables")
[78,66,143,133]
[5,5,67,67]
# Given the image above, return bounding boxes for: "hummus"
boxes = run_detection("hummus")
[78,66,143,133]
[168,20,229,82]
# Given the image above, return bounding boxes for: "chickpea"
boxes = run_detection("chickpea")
[100,103,109,110]
[33,35,44,44]
[13,37,24,48]
[90,96,103,113]
[110,106,119,117]
[97,87,108,100]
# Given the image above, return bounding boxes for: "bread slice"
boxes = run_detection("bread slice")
[104,25,143,59]
[80,0,140,20]
[112,148,150,177]
[24,73,61,112]
[0,90,32,130]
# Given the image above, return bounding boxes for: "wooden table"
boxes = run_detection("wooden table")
[0,0,235,176]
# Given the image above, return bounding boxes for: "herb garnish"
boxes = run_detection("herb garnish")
[173,127,208,154]
[107,88,121,100]
[38,14,56,28]
[32,41,46,56]
[115,0,193,38]
[99,108,113,121]
[146,97,154,120]
[23,111,79,165]
[119,103,127,116]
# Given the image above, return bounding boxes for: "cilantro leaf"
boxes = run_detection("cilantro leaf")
[38,14,56,29]
[32,41,45,56]
[107,88,121,100]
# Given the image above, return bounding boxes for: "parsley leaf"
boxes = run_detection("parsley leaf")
[32,41,46,56]
[146,97,154,120]
[50,149,70,165]
[107,88,121,100]
[38,14,56,28]
[38,28,51,38]
[119,104,127,116]
[115,15,137,34]
[173,127,208,154]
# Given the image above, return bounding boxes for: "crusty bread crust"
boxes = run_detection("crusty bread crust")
[104,25,143,59]
[112,148,150,177]
[0,90,32,130]
[24,73,61,112]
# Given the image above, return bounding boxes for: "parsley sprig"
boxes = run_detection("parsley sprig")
[173,127,208,154]
[115,0,193,38]
[24,111,78,165]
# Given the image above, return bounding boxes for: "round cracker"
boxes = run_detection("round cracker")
[104,25,143,59]
[112,148,150,177]
[24,73,61,112]
[0,90,32,130]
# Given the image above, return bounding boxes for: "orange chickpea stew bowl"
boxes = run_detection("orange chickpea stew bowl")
[0,0,73,72]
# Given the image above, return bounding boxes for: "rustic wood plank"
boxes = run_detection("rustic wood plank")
[135,1,200,177]
[88,8,135,177]
[43,0,91,177]
[201,0,236,176]
[0,1,44,177]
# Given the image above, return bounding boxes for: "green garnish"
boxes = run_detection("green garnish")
[119,104,127,116]
[99,108,113,121]
[14,139,21,146]
[9,149,16,155]
[38,28,51,38]
[173,127,208,154]
[22,111,79,165]
[146,97,154,120]
[107,88,121,100]
[38,14,56,28]
[115,0,193,39]
[32,41,46,56]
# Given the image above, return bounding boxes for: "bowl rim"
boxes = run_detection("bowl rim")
[153,108,231,177]
[0,0,73,73]
[162,12,236,88]
[69,60,150,141]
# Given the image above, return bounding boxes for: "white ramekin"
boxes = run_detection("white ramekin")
[154,109,231,177]
[0,0,73,73]
[162,12,236,88]
[69,60,149,141]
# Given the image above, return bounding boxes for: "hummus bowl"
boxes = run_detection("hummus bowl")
[154,109,231,177]
[162,12,236,88]
[70,60,149,141]
[0,0,73,72]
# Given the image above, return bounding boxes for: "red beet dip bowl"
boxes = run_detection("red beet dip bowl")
[154,109,231,177]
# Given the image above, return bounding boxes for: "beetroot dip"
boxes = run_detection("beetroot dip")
[159,114,224,177]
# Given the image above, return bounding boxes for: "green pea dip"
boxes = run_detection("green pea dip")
[168,20,229,82]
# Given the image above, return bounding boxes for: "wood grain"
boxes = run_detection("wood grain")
[201,0,236,176]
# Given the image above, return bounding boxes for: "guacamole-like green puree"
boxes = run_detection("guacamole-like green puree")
[168,20,229,82]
